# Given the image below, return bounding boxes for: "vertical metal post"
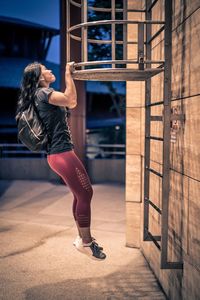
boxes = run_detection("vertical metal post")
[161,0,172,268]
[123,0,127,61]
[138,23,144,70]
[143,0,152,240]
[60,0,67,91]
[81,0,88,69]
[66,0,70,62]
[111,0,116,68]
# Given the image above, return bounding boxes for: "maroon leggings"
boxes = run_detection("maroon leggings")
[47,150,93,227]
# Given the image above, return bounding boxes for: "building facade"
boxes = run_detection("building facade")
[126,1,200,299]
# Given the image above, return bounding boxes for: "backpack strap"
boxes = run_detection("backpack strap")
[33,97,52,151]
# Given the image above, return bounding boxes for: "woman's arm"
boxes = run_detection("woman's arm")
[49,62,77,108]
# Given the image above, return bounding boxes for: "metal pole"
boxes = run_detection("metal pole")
[60,0,67,91]
[81,0,88,69]
[66,0,70,62]
[111,0,116,68]
[161,0,173,269]
[143,0,152,240]
[123,0,127,62]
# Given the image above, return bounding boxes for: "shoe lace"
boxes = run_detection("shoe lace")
[92,239,103,250]
[91,241,102,256]
[92,240,99,247]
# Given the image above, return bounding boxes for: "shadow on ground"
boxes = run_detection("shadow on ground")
[25,258,165,300]
[0,180,13,197]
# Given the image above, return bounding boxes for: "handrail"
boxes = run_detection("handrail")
[0,143,46,157]
[0,143,125,148]
[86,143,126,158]
[68,19,165,33]
[0,143,126,158]
[87,144,125,148]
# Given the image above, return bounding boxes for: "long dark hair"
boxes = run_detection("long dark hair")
[16,62,41,121]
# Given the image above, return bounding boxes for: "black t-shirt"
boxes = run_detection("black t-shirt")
[34,87,74,154]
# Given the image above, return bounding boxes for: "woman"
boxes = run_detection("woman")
[16,62,106,260]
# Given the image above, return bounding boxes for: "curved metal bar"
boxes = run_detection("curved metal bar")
[69,0,82,8]
[70,33,136,45]
[73,59,165,68]
[87,39,123,45]
[74,60,138,68]
[88,6,123,12]
[68,19,165,33]
[70,33,81,42]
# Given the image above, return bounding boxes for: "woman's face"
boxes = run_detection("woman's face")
[40,65,56,83]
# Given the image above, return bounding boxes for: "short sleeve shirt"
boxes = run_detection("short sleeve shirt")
[34,87,74,154]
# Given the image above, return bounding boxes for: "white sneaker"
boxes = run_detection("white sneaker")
[74,237,106,260]
[73,235,82,247]
[73,236,103,250]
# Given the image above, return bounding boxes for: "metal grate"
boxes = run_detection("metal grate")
[66,0,165,81]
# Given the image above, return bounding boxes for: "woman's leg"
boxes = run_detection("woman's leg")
[47,150,93,243]
[47,150,106,260]
[72,194,103,250]
[72,195,83,238]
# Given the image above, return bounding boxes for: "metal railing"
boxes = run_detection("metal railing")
[0,144,46,158]
[86,143,125,158]
[0,143,125,159]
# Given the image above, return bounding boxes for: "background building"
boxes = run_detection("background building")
[0,15,61,179]
[0,16,60,144]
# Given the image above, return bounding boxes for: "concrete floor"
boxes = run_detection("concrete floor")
[0,180,166,300]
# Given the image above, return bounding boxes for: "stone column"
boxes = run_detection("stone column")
[60,0,86,164]
[126,0,145,247]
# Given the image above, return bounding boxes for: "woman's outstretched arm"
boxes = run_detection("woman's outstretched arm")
[49,62,77,108]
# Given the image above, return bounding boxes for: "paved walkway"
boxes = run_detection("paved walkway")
[0,180,166,300]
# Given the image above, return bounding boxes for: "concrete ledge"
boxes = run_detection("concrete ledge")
[0,158,125,183]
[87,158,125,184]
[0,158,59,180]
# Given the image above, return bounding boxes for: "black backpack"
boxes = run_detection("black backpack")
[16,103,49,152]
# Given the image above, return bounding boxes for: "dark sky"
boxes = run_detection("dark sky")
[0,0,60,63]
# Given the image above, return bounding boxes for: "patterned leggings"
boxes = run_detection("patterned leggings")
[47,150,93,227]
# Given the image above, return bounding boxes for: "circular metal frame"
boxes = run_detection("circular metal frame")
[67,0,165,81]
